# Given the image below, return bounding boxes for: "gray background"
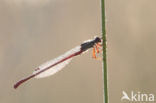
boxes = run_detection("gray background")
[0,0,156,103]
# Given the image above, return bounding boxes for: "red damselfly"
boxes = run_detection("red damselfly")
[14,36,102,89]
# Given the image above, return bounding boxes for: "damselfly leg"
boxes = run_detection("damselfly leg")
[92,42,102,60]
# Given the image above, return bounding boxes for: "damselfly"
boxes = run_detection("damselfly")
[14,36,102,89]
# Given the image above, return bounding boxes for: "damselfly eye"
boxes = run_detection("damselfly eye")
[94,37,101,43]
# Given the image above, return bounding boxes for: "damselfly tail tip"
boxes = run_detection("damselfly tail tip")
[13,75,35,89]
[14,82,19,89]
[14,79,25,89]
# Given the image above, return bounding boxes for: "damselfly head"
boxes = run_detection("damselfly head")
[94,37,101,43]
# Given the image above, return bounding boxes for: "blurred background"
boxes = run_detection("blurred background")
[0,0,156,103]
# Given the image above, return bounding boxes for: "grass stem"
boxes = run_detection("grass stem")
[101,0,108,103]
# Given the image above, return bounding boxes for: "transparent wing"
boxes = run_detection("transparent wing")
[33,58,72,78]
[32,46,81,79]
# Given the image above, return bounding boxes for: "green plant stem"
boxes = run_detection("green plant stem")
[101,0,108,103]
